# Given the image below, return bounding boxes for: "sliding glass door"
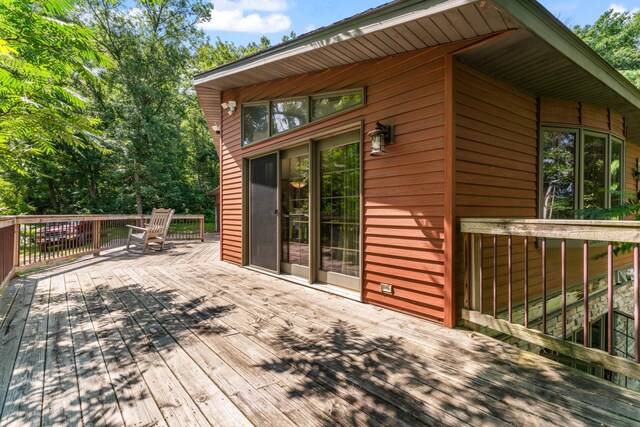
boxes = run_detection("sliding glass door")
[316,131,361,291]
[281,147,310,278]
[248,130,361,292]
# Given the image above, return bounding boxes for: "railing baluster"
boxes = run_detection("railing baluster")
[561,239,567,340]
[583,240,589,348]
[508,235,512,323]
[607,242,614,355]
[541,237,547,334]
[635,244,639,363]
[464,233,471,310]
[524,236,529,328]
[479,235,483,314]
[493,234,497,318]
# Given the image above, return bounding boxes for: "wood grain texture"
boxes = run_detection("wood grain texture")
[1,238,638,426]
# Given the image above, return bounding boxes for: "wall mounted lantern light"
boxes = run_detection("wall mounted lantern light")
[368,122,393,156]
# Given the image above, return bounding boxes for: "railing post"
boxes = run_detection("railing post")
[13,221,19,269]
[93,220,101,257]
[200,215,205,242]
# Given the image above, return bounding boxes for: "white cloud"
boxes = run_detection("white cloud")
[609,3,640,13]
[199,0,292,33]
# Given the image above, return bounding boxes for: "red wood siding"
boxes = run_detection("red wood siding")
[453,62,538,312]
[219,41,480,324]
[456,66,636,313]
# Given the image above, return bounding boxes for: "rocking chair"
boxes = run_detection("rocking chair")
[126,208,175,253]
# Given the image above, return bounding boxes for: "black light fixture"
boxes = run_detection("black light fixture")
[368,122,393,156]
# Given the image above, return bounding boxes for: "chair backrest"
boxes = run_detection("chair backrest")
[148,208,174,238]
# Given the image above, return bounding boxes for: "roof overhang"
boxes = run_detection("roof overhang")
[194,0,640,142]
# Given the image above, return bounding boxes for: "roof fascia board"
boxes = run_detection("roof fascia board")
[194,0,477,87]
[491,0,640,110]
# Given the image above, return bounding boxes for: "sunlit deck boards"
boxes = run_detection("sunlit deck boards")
[0,237,638,426]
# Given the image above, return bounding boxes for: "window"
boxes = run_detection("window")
[242,103,269,146]
[272,98,308,135]
[541,127,624,219]
[311,91,364,121]
[241,88,364,146]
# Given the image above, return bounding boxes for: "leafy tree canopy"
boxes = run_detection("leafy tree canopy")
[0,0,108,171]
[574,9,640,88]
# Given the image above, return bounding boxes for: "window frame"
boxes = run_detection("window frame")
[241,101,270,147]
[241,88,365,147]
[538,125,625,219]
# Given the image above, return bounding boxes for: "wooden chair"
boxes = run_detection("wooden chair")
[126,208,175,253]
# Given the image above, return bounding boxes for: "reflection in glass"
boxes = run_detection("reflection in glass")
[281,154,309,267]
[242,103,269,145]
[584,133,607,211]
[272,98,308,134]
[320,142,360,277]
[311,91,364,121]
[611,138,623,207]
[542,130,576,219]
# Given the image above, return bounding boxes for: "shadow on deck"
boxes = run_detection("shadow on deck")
[0,235,638,426]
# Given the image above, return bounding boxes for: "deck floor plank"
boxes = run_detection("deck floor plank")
[0,277,48,426]
[0,279,37,411]
[0,238,638,426]
[76,272,167,427]
[125,265,373,427]
[114,268,305,427]
[42,274,82,426]
[175,262,640,426]
[102,270,251,427]
[64,273,125,427]
[88,271,210,427]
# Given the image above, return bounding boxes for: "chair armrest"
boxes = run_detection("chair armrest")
[126,225,149,232]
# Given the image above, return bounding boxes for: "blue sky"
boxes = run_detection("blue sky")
[198,1,640,46]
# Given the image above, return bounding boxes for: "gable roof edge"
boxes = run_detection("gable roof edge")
[491,0,640,112]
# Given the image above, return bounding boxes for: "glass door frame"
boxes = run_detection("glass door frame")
[241,124,363,294]
[245,151,281,274]
[280,144,311,279]
[311,130,362,292]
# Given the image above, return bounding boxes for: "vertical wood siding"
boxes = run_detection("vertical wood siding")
[218,41,479,324]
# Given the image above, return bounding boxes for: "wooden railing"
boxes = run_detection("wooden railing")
[0,214,205,287]
[461,218,640,382]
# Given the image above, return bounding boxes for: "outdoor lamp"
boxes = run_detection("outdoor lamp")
[368,122,393,156]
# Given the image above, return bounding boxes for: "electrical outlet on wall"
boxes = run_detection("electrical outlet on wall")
[380,283,393,294]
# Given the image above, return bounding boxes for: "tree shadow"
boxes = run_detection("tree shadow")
[257,320,508,426]
[0,266,236,426]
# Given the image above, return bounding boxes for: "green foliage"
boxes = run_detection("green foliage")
[574,9,640,88]
[0,0,282,216]
[0,0,107,167]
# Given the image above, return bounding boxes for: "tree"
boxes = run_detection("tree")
[574,9,640,88]
[0,0,107,171]
[80,0,213,214]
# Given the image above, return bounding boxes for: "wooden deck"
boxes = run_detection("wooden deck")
[0,236,638,426]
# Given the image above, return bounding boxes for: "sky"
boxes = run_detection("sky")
[198,1,640,47]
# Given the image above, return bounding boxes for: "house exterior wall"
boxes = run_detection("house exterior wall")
[453,62,638,316]
[218,43,479,324]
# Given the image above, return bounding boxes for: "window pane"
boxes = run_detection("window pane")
[311,91,364,121]
[584,133,607,211]
[542,130,576,219]
[281,154,310,267]
[611,138,623,207]
[242,103,269,145]
[320,142,360,277]
[272,98,308,134]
